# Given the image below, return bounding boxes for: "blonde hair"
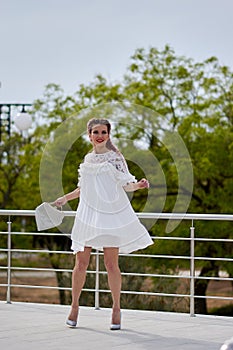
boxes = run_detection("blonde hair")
[87,118,119,153]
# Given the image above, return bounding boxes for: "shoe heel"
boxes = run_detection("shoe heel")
[66,318,77,328]
[66,306,79,328]
[110,310,121,331]
[110,323,121,330]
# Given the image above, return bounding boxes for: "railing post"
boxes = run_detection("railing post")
[95,249,100,310]
[6,216,12,304]
[190,220,195,316]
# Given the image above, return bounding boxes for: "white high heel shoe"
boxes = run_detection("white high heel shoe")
[110,309,121,330]
[65,307,78,328]
[66,318,77,328]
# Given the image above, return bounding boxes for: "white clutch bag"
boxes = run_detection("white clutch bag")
[35,202,65,231]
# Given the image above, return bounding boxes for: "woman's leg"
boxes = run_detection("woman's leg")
[68,247,92,321]
[103,247,121,325]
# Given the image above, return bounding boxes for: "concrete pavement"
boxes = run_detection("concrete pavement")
[0,301,232,350]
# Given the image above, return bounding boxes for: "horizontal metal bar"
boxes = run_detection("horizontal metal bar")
[137,213,233,221]
[0,249,170,258]
[194,276,233,281]
[2,248,232,262]
[194,295,233,300]
[0,284,72,291]
[1,266,232,282]
[0,210,36,216]
[4,267,72,274]
[194,256,233,262]
[1,210,233,221]
[154,236,233,243]
[0,231,71,237]
[121,273,233,281]
[0,284,189,298]
[153,236,191,241]
[0,248,73,254]
[119,252,189,259]
[83,289,233,301]
[98,289,189,297]
[0,210,75,217]
[1,283,232,302]
[194,238,233,243]
[1,267,188,279]
[0,248,189,260]
[1,231,232,243]
[1,249,232,263]
[1,232,232,246]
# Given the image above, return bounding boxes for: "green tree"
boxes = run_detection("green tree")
[122,45,233,313]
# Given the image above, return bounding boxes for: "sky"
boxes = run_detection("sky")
[1,0,233,103]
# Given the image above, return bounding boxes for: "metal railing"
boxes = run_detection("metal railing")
[0,210,233,316]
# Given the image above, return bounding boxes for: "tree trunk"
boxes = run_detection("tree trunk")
[55,271,71,305]
[194,262,219,314]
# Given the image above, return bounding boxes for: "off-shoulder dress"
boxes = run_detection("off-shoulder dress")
[70,150,153,254]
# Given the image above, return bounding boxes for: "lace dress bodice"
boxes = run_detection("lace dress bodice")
[78,150,136,186]
[84,150,130,174]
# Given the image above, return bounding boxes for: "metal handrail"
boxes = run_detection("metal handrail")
[1,209,233,220]
[1,266,233,282]
[0,209,232,316]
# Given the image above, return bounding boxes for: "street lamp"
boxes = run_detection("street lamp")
[14,105,32,132]
[0,103,32,142]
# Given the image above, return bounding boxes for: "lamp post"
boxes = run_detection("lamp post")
[0,103,32,142]
[0,103,33,299]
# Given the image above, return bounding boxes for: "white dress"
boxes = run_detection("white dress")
[71,150,153,254]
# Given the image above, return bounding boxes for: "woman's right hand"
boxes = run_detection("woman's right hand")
[54,196,67,207]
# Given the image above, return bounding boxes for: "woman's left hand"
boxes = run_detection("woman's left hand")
[137,178,150,189]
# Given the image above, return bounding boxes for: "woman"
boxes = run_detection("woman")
[55,118,153,330]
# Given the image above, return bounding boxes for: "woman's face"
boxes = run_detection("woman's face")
[89,124,109,148]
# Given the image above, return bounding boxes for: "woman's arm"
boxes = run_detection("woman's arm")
[54,187,80,206]
[123,178,149,192]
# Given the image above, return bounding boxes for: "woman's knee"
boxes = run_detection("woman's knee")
[75,258,89,272]
[104,258,120,273]
[104,248,120,273]
[74,250,91,272]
